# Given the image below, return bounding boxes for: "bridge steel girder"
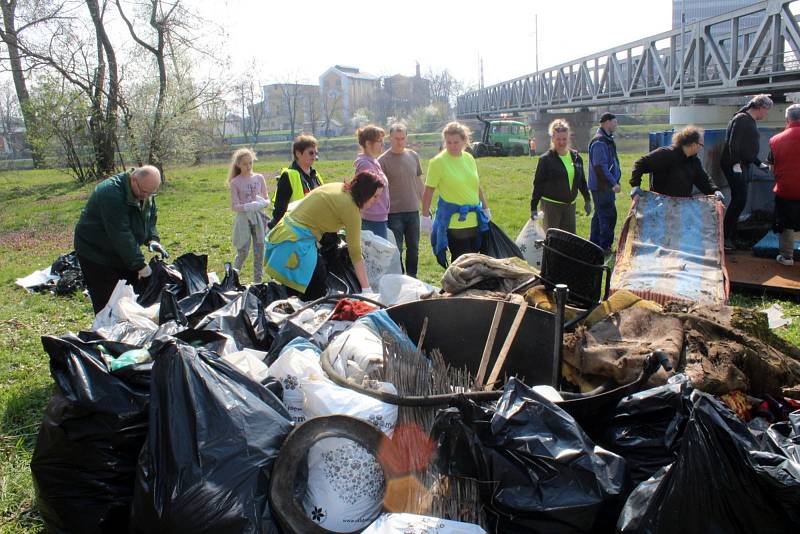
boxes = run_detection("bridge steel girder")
[457,0,800,118]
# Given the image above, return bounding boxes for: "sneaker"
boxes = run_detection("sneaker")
[724,239,735,251]
[776,254,794,266]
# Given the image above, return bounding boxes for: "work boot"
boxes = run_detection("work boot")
[776,254,794,266]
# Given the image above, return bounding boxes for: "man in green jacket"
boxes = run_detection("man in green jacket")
[74,165,169,314]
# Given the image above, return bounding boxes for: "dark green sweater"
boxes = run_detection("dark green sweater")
[74,171,159,271]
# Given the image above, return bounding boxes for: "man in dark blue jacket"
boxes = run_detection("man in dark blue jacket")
[588,113,621,256]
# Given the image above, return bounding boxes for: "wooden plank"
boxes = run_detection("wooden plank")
[725,251,800,294]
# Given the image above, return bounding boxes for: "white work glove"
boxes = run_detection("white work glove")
[359,286,373,294]
[714,191,725,202]
[148,241,169,258]
[482,208,492,221]
[612,184,621,194]
[420,215,432,236]
[630,186,642,199]
[254,195,271,207]
[530,210,538,221]
[138,264,152,279]
[733,163,743,173]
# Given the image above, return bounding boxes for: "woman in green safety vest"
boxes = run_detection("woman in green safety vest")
[269,135,324,229]
[530,118,592,234]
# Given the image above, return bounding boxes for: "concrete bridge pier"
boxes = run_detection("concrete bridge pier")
[530,107,596,154]
[669,101,790,130]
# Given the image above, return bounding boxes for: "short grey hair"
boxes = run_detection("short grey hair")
[389,122,407,135]
[748,94,774,110]
[786,104,800,123]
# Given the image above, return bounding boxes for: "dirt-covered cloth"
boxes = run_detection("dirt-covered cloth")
[440,253,537,296]
[564,303,800,398]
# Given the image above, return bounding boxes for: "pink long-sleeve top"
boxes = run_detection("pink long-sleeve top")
[354,154,390,222]
[230,173,268,212]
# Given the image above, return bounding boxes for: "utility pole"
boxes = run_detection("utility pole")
[679,0,685,106]
[479,54,484,89]
[535,14,539,73]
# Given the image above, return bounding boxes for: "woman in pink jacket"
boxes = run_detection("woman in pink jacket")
[353,125,390,239]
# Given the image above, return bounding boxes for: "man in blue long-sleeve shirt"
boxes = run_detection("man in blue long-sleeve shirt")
[588,113,621,255]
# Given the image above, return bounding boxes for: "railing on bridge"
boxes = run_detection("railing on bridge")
[457,0,800,118]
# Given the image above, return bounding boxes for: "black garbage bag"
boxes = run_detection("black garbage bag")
[320,232,360,294]
[50,251,86,295]
[617,392,800,533]
[432,377,625,533]
[598,376,693,488]
[764,410,800,462]
[131,339,293,534]
[158,288,188,326]
[31,334,151,534]
[220,261,246,291]
[481,221,524,260]
[135,257,183,307]
[249,281,290,307]
[195,288,275,351]
[172,252,209,297]
[178,283,241,328]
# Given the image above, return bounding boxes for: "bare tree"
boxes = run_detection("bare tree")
[233,77,262,143]
[0,78,21,157]
[426,67,463,110]
[307,88,318,136]
[0,0,68,167]
[321,90,340,138]
[115,0,222,179]
[279,79,301,140]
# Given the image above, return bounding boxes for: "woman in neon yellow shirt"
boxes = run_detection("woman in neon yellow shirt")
[530,118,592,234]
[421,122,491,267]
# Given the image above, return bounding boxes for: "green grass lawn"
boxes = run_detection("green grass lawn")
[1,154,798,532]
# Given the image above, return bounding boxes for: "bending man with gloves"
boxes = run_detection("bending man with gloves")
[74,165,167,314]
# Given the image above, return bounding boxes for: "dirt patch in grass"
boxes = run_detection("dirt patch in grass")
[0,224,73,252]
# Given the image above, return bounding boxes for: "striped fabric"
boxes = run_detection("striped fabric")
[611,191,729,305]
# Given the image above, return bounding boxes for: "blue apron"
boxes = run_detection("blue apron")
[264,215,318,292]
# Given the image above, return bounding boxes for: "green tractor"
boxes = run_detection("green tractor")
[469,116,531,157]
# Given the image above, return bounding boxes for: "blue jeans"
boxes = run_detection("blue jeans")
[388,211,420,277]
[361,219,388,240]
[589,189,617,250]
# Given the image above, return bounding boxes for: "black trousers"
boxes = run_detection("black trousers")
[723,165,749,242]
[77,254,139,314]
[447,227,481,263]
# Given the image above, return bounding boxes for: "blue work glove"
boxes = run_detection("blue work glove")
[630,186,642,199]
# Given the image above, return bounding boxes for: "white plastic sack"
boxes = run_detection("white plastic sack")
[515,218,546,269]
[362,513,487,534]
[267,341,325,423]
[91,280,159,332]
[323,322,384,381]
[303,437,386,532]
[221,348,269,383]
[378,274,436,306]
[15,267,58,291]
[302,378,398,532]
[303,378,398,436]
[361,230,402,288]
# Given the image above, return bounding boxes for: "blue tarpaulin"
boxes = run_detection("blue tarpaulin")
[611,191,728,305]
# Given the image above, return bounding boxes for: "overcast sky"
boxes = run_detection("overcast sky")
[199,0,674,88]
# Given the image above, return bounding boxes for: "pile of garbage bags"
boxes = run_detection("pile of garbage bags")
[28,248,800,534]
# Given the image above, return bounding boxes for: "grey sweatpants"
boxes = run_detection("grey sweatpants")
[232,211,266,283]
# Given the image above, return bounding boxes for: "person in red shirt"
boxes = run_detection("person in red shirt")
[767,104,800,266]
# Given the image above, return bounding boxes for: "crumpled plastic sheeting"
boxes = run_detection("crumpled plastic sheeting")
[432,377,626,533]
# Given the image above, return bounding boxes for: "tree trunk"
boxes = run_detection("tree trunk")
[0,0,45,167]
[86,0,119,178]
